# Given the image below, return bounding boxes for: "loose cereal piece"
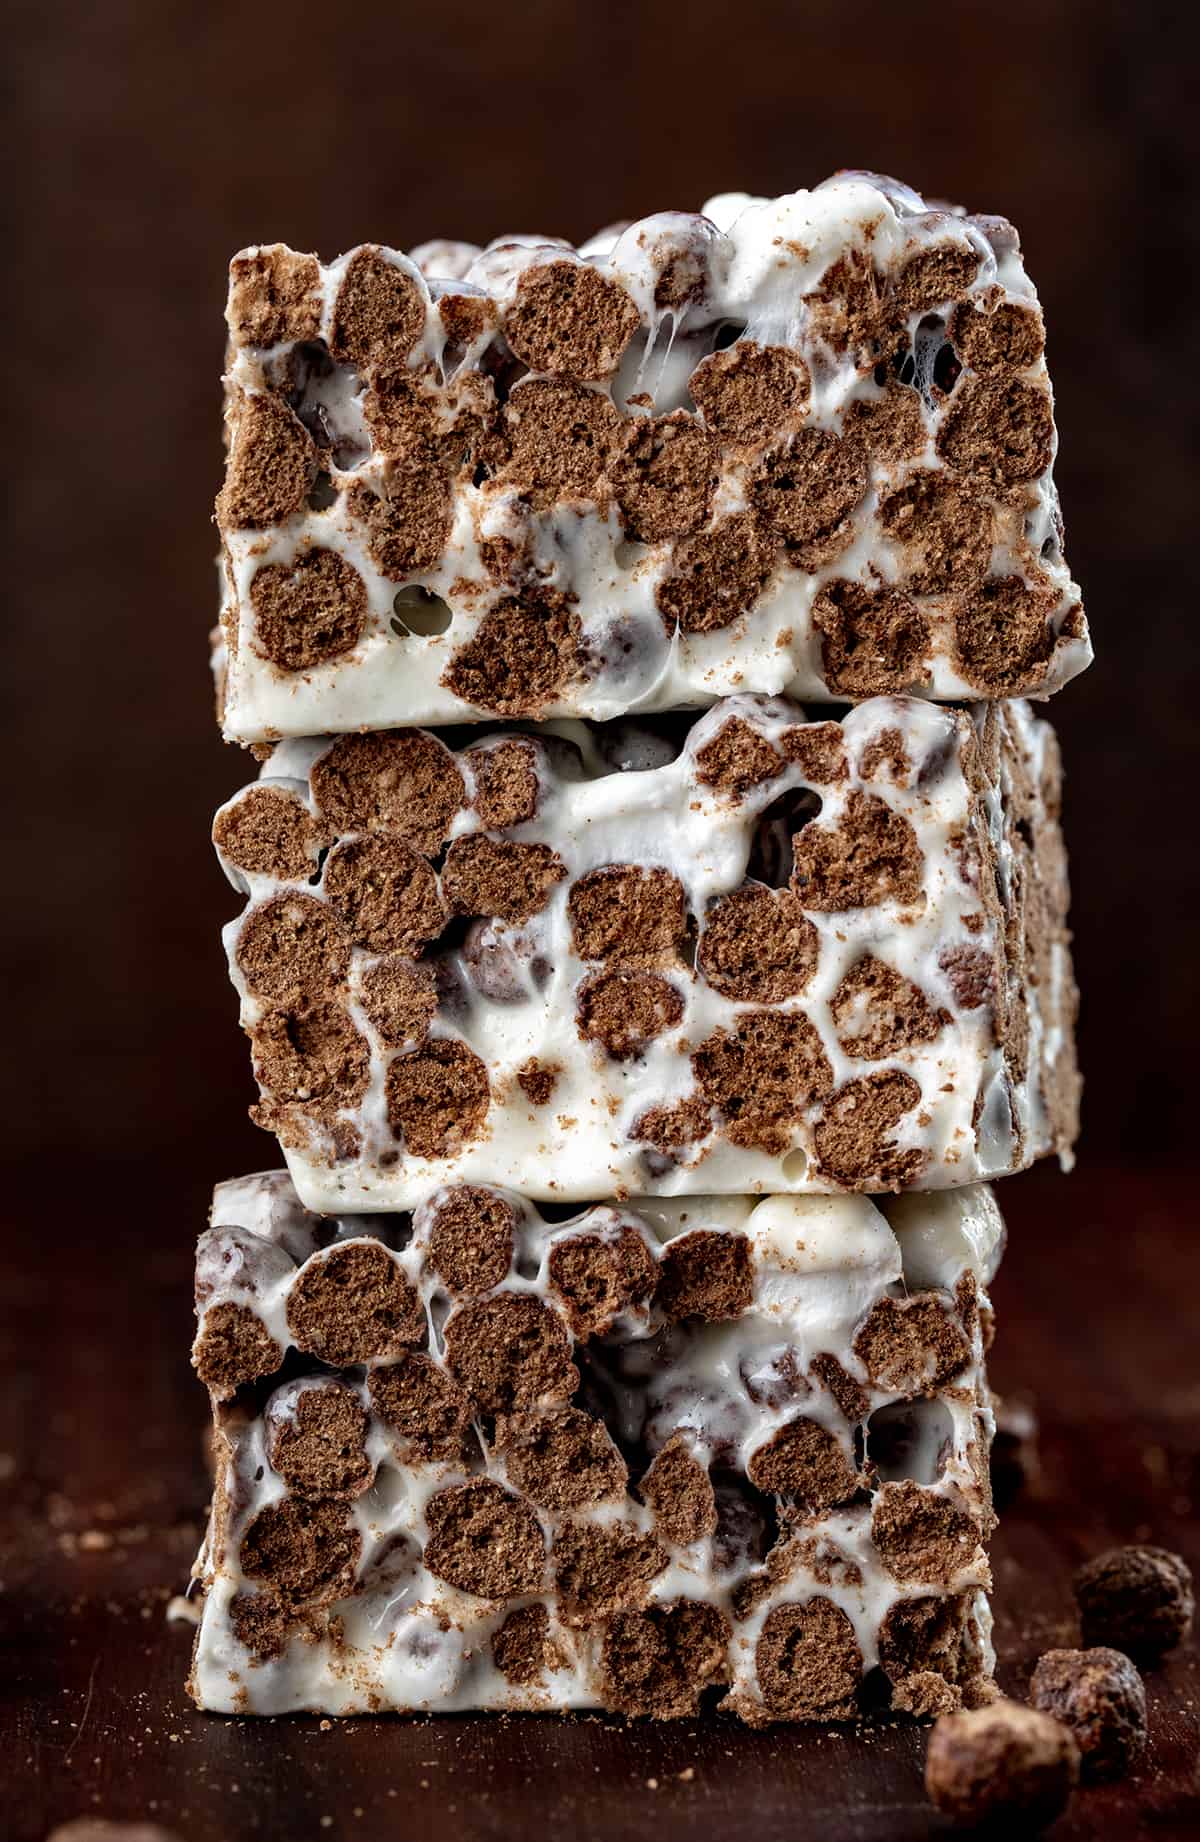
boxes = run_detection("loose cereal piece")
[1073,1545,1194,1658]
[925,1700,1079,1828]
[1030,1647,1147,1780]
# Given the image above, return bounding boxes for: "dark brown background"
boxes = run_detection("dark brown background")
[6,0,1199,1203]
[3,4,1199,1839]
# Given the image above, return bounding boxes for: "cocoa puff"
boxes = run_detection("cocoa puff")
[755,1598,863,1721]
[438,289,498,345]
[812,580,932,699]
[611,410,717,542]
[423,1479,545,1599]
[236,893,351,1004]
[220,392,316,531]
[358,956,437,1047]
[228,1589,293,1662]
[384,1038,491,1160]
[310,730,466,854]
[492,1603,564,1685]
[853,1293,971,1394]
[440,591,582,716]
[239,1497,362,1609]
[641,1434,718,1546]
[655,512,775,636]
[1072,1545,1194,1659]
[936,374,1055,486]
[576,969,684,1059]
[656,1229,753,1323]
[692,714,783,796]
[1030,1647,1147,1781]
[360,364,440,457]
[567,864,689,965]
[689,340,810,445]
[601,1601,730,1719]
[424,1185,515,1296]
[286,1239,425,1364]
[895,241,981,313]
[214,786,318,884]
[505,259,640,380]
[879,472,994,594]
[265,1381,373,1500]
[790,791,924,911]
[808,1353,870,1425]
[443,1291,578,1412]
[366,1351,472,1462]
[552,1519,668,1624]
[250,999,370,1119]
[779,721,847,785]
[751,427,868,549]
[830,956,949,1060]
[467,738,540,829]
[547,1222,658,1336]
[953,575,1063,695]
[478,532,530,589]
[698,885,819,1003]
[322,834,446,954]
[879,1593,982,1718]
[692,1012,833,1154]
[924,1700,1080,1829]
[249,548,368,673]
[951,298,1045,376]
[807,250,896,365]
[498,377,623,506]
[499,1406,627,1511]
[228,246,321,348]
[329,245,425,371]
[345,469,453,578]
[845,381,927,462]
[747,1416,860,1510]
[193,1302,282,1399]
[442,835,566,923]
[872,1480,983,1585]
[632,1094,713,1157]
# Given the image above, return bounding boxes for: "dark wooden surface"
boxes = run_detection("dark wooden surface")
[2,1162,1197,1842]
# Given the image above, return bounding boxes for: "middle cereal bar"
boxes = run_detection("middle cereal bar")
[215,692,1078,1212]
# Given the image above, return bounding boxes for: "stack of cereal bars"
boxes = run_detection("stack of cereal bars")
[189,172,1085,1723]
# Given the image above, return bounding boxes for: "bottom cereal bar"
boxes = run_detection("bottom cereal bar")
[187,1171,1001,1721]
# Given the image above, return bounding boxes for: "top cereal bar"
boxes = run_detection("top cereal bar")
[213,173,1089,742]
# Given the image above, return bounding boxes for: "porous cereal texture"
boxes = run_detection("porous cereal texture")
[214,694,1078,1210]
[188,1170,1002,1721]
[213,178,1088,743]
